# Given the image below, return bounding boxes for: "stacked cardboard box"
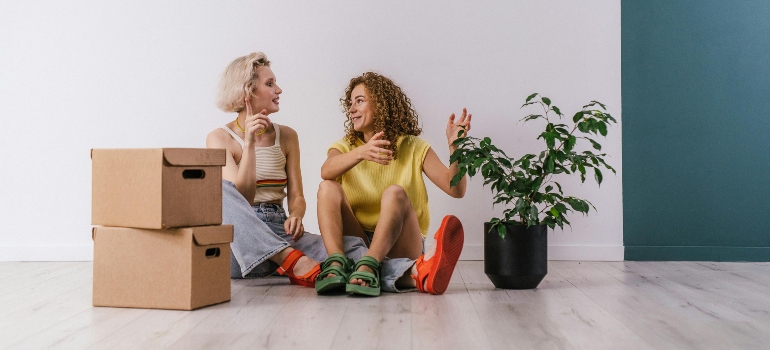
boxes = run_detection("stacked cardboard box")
[91,148,232,310]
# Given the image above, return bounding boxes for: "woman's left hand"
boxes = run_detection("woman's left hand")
[446,108,472,146]
[285,216,305,241]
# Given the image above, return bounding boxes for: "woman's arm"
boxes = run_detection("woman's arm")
[206,129,257,201]
[282,125,306,241]
[320,131,393,180]
[423,108,473,198]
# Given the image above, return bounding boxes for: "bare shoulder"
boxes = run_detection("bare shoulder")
[278,124,300,147]
[278,124,298,139]
[206,128,235,150]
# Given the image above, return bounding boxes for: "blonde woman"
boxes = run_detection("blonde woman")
[207,52,366,285]
[315,72,469,296]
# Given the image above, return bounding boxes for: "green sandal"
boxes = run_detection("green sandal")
[315,253,354,294]
[345,256,381,297]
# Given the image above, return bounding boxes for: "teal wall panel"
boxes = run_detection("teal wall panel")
[622,1,770,261]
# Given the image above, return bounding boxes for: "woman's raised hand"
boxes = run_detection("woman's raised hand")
[243,97,271,145]
[356,131,393,165]
[446,108,472,146]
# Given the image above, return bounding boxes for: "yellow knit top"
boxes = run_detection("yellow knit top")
[329,135,432,237]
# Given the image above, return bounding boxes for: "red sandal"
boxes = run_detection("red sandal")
[276,249,321,287]
[411,215,464,295]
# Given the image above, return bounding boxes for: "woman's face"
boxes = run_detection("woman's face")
[247,66,282,114]
[348,84,375,134]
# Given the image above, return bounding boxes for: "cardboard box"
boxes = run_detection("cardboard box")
[92,225,234,310]
[92,148,226,229]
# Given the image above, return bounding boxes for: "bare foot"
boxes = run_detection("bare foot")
[291,256,318,276]
[349,264,376,287]
[324,261,343,279]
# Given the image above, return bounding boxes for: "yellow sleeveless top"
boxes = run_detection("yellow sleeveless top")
[329,135,432,237]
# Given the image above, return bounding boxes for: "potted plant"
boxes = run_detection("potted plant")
[450,93,616,289]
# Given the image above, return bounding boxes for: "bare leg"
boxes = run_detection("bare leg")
[268,247,317,276]
[350,185,423,287]
[317,180,367,277]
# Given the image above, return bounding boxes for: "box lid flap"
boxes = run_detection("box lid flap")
[163,148,226,166]
[192,225,234,246]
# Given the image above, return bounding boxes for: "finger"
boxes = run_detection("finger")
[260,109,267,116]
[448,113,456,126]
[370,131,385,141]
[371,140,391,147]
[466,114,472,129]
[244,98,253,116]
[460,108,468,123]
[374,147,393,155]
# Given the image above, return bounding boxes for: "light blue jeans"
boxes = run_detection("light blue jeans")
[223,180,366,278]
[222,180,415,292]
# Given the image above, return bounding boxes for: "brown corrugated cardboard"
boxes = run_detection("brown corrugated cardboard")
[92,225,233,310]
[91,148,226,229]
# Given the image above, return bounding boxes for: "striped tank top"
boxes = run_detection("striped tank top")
[221,123,287,204]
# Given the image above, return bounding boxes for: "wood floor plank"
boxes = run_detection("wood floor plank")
[0,284,93,348]
[85,278,254,350]
[4,261,770,349]
[410,282,494,350]
[552,261,769,349]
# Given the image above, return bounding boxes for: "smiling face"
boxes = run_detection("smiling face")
[247,66,282,114]
[348,84,375,134]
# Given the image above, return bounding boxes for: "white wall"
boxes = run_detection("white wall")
[0,1,623,261]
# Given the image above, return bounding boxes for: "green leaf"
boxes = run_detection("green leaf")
[551,106,562,116]
[526,93,539,103]
[521,114,543,122]
[555,203,568,213]
[594,168,603,186]
[587,138,601,150]
[598,122,608,136]
[545,185,553,193]
[550,207,560,218]
[577,121,589,133]
[542,97,551,106]
[450,168,466,187]
[546,155,555,173]
[573,111,584,123]
[496,224,507,238]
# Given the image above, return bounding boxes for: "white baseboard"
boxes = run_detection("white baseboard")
[0,245,94,262]
[459,244,624,261]
[1,244,624,262]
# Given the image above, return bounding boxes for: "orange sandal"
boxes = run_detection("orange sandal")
[276,249,321,287]
[411,215,464,295]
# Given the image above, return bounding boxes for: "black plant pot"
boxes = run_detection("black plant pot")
[484,223,547,289]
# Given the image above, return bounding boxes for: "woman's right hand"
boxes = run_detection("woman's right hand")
[355,131,393,165]
[243,97,271,145]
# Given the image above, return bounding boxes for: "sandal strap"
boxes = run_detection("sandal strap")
[317,265,348,282]
[320,253,352,271]
[411,256,428,293]
[276,249,304,276]
[353,256,381,278]
[348,270,380,288]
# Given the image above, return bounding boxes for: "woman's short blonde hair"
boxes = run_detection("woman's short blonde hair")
[215,52,271,113]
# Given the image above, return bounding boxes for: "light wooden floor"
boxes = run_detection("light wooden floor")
[1,261,769,350]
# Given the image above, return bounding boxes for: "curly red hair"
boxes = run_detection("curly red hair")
[340,72,422,160]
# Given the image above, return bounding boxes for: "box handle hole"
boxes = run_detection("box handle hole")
[205,247,220,258]
[182,169,205,179]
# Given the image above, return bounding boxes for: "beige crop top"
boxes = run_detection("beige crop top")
[221,123,287,204]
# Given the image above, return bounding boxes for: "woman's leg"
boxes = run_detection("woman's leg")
[222,180,316,278]
[350,185,424,291]
[317,180,368,254]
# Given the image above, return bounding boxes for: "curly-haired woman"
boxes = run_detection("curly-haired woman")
[206,52,366,286]
[315,72,471,296]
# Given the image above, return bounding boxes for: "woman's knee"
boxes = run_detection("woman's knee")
[317,180,343,201]
[382,184,408,203]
